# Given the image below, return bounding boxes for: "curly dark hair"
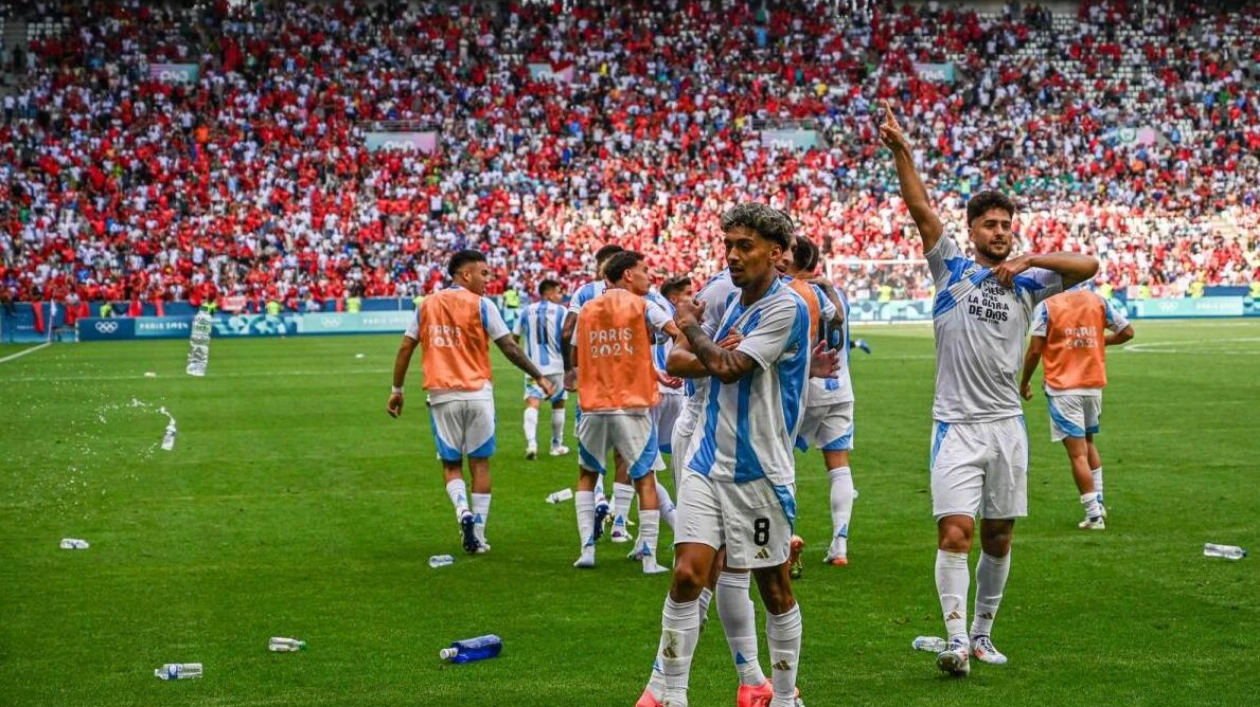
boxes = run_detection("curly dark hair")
[965,190,1016,225]
[719,203,794,250]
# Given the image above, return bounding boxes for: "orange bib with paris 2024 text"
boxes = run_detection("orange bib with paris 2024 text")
[1043,290,1108,390]
[418,288,493,391]
[576,289,661,412]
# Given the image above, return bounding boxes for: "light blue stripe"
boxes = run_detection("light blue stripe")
[773,484,797,530]
[732,376,764,483]
[1048,398,1086,438]
[933,290,958,319]
[822,424,854,451]
[469,432,496,459]
[628,425,660,480]
[929,421,950,472]
[777,300,809,442]
[430,408,462,462]
[579,443,606,474]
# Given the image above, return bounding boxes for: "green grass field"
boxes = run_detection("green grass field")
[2,321,1258,707]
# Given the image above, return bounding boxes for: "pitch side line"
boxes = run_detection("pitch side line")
[0,342,50,364]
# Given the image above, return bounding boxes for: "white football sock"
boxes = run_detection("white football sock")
[697,587,714,620]
[936,549,970,641]
[828,466,854,555]
[656,481,676,529]
[717,571,765,687]
[1081,492,1104,520]
[612,482,634,524]
[575,491,595,549]
[766,604,802,707]
[551,409,566,446]
[1092,467,1104,504]
[445,479,469,518]
[471,493,491,539]
[638,510,661,568]
[659,596,700,707]
[972,551,1010,638]
[523,407,538,448]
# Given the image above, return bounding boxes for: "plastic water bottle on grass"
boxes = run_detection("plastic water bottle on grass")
[155,663,203,680]
[161,423,177,451]
[439,635,502,663]
[1204,543,1248,560]
[428,555,455,568]
[546,488,574,504]
[912,636,947,652]
[269,637,307,652]
[185,311,213,376]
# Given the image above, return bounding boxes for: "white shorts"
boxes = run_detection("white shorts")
[930,417,1028,521]
[652,394,685,454]
[524,373,568,403]
[429,399,496,462]
[674,473,795,570]
[1047,394,1101,442]
[796,401,854,452]
[577,412,665,479]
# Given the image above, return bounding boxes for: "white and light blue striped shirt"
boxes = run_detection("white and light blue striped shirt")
[682,278,811,489]
[514,300,567,376]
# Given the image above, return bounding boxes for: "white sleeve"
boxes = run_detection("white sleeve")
[924,236,963,285]
[645,300,673,333]
[735,299,799,371]
[815,285,837,321]
[1029,301,1049,337]
[404,301,422,339]
[480,297,510,340]
[1019,268,1064,305]
[567,284,590,315]
[1103,296,1130,332]
[512,305,525,336]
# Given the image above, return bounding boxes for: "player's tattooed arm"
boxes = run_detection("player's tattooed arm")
[679,322,757,384]
[495,334,556,398]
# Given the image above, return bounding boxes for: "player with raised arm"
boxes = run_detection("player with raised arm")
[570,251,679,574]
[1019,287,1135,530]
[514,279,570,460]
[388,250,556,555]
[880,102,1099,676]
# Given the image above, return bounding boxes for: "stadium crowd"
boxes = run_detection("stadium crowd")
[0,0,1257,313]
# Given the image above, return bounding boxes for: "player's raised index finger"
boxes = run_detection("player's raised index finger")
[882,100,896,122]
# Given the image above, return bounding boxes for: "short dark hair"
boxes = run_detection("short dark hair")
[720,203,793,250]
[792,236,819,273]
[603,251,645,285]
[660,276,692,300]
[538,279,561,297]
[594,244,625,267]
[966,190,1016,225]
[448,249,487,277]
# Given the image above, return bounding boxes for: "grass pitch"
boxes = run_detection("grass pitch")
[2,321,1258,707]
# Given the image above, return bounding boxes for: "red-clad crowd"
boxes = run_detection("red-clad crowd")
[0,0,1256,313]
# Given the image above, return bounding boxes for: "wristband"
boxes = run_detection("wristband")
[391,385,404,395]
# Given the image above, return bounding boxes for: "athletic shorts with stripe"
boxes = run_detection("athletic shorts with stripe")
[929,417,1027,521]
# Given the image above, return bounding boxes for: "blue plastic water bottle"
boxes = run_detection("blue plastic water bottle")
[439,635,503,664]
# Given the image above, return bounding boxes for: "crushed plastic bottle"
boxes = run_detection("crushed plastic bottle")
[185,311,213,376]
[428,555,455,568]
[269,637,307,652]
[1204,543,1248,561]
[546,488,574,504]
[60,538,90,550]
[161,423,177,451]
[439,635,502,664]
[155,663,203,680]
[912,636,947,652]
